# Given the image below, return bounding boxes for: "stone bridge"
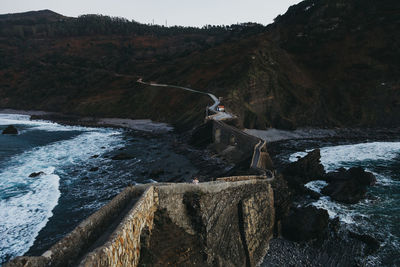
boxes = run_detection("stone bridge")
[6,97,276,267]
[209,120,274,174]
[6,177,274,267]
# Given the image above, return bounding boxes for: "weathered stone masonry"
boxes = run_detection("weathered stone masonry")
[79,186,158,267]
[6,179,274,267]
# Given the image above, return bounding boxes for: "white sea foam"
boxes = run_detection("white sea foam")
[304,180,328,193]
[310,196,356,224]
[290,142,400,171]
[0,123,124,262]
[0,169,60,263]
[0,113,94,132]
[290,141,400,226]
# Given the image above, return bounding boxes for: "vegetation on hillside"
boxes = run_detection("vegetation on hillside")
[0,0,399,129]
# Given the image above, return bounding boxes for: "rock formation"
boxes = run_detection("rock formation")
[322,167,376,204]
[29,171,45,178]
[2,125,18,135]
[282,149,325,195]
[282,206,329,242]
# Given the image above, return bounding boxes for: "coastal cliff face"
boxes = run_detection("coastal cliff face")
[0,0,399,129]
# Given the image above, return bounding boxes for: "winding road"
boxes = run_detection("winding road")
[137,78,269,175]
[137,79,234,121]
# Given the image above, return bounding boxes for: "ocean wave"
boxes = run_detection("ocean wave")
[291,141,400,225]
[0,125,124,263]
[304,180,328,194]
[290,141,400,172]
[0,113,95,132]
[0,168,60,264]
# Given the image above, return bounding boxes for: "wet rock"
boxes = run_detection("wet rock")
[283,149,325,182]
[283,149,325,195]
[322,167,376,204]
[111,153,134,160]
[304,187,321,200]
[282,206,329,241]
[329,217,341,234]
[2,125,18,135]
[29,171,45,178]
[150,169,164,178]
[270,174,292,236]
[348,231,380,254]
[89,167,99,172]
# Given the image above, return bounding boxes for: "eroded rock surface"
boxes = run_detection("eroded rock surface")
[282,206,329,242]
[322,167,376,204]
[283,149,325,196]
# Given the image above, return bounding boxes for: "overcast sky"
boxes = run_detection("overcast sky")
[0,0,303,27]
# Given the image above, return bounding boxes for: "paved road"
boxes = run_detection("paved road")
[137,79,234,121]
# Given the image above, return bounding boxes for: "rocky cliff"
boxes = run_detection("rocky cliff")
[0,0,399,129]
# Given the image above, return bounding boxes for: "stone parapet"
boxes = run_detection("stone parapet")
[6,179,274,267]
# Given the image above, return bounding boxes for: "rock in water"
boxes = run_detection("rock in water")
[322,167,376,204]
[283,149,325,195]
[283,149,325,182]
[348,231,380,254]
[29,171,45,178]
[282,206,329,241]
[111,153,134,160]
[2,125,18,135]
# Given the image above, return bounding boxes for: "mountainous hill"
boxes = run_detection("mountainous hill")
[0,0,399,129]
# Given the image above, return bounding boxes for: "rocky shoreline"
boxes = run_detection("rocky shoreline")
[0,109,234,183]
[262,131,400,267]
[2,109,397,266]
[262,148,381,266]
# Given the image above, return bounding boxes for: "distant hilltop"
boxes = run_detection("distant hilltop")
[0,0,399,130]
[0,9,65,21]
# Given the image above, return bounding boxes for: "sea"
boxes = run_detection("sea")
[0,113,198,265]
[283,140,400,266]
[1,113,399,266]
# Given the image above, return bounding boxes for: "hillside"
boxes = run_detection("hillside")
[0,0,399,130]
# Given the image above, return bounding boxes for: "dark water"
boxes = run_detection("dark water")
[272,139,400,266]
[0,114,198,265]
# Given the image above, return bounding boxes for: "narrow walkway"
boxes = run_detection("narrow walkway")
[137,79,234,121]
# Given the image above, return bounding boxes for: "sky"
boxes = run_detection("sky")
[0,0,303,27]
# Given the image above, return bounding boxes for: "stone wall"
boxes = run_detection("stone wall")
[79,186,158,267]
[5,186,147,267]
[217,175,268,182]
[6,180,274,267]
[212,121,260,164]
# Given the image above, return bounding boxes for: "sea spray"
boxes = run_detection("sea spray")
[0,114,124,263]
[290,141,400,266]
